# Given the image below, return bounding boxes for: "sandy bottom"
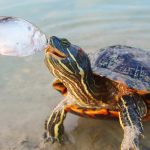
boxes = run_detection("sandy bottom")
[0,55,150,150]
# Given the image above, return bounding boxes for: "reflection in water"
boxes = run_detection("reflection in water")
[0,0,150,150]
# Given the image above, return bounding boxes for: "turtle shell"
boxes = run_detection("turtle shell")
[89,45,150,92]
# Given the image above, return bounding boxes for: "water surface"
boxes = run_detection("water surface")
[0,0,150,150]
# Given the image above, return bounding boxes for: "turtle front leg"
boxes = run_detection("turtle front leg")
[118,94,147,150]
[44,100,67,143]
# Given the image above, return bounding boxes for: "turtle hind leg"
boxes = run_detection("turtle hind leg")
[44,100,66,143]
[118,94,147,150]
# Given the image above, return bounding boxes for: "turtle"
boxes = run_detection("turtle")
[43,36,150,150]
[0,16,150,150]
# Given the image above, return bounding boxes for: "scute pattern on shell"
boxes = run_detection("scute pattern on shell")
[89,45,150,91]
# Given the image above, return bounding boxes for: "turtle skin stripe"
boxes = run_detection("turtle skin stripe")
[44,101,66,143]
[46,57,94,105]
[118,94,147,150]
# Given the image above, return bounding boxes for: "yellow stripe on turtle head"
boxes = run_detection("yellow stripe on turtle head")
[66,48,95,100]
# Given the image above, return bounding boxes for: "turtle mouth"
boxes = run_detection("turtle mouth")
[45,45,67,60]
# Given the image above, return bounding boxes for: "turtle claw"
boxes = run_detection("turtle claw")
[43,132,55,144]
[43,131,64,144]
[45,136,55,144]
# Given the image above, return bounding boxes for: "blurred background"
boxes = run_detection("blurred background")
[0,0,150,150]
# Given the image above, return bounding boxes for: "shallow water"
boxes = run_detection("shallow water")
[0,0,150,150]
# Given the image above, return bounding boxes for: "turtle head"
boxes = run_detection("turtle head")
[45,36,92,81]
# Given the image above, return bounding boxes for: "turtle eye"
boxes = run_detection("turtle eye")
[61,38,70,48]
